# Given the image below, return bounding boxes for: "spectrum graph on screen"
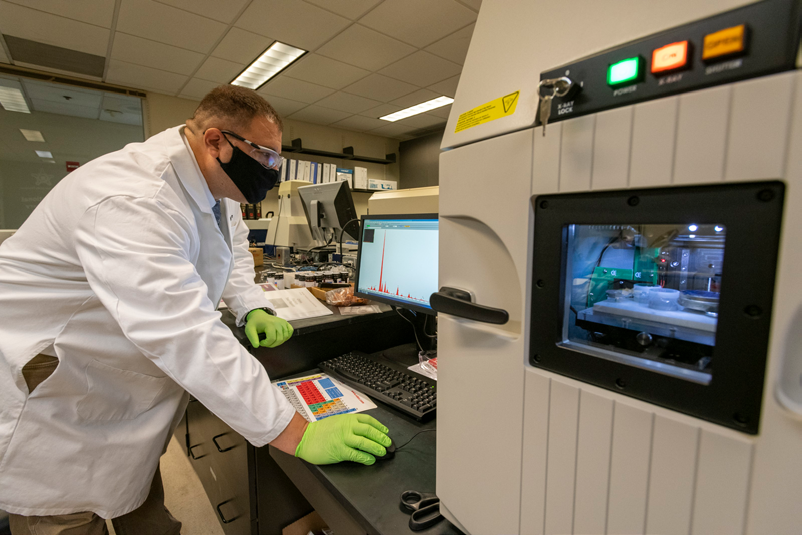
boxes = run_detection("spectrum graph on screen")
[356,218,438,310]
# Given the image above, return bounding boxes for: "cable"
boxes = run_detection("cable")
[339,218,361,258]
[392,306,424,352]
[395,429,436,451]
[420,314,437,338]
[270,194,284,251]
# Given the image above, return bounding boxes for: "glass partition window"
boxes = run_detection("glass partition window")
[561,223,726,385]
[0,75,144,229]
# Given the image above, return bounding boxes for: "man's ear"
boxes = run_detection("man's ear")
[203,128,226,159]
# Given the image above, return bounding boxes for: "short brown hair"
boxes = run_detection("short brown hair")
[187,85,283,134]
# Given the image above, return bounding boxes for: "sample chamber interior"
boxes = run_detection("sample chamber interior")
[563,223,726,384]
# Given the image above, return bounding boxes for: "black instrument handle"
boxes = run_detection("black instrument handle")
[430,286,509,325]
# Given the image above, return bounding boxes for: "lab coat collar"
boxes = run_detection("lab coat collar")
[167,125,216,215]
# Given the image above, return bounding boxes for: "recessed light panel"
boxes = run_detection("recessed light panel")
[0,86,31,113]
[380,96,454,122]
[231,41,306,90]
[35,150,53,158]
[20,129,45,142]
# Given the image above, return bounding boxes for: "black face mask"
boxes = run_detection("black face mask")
[217,139,279,204]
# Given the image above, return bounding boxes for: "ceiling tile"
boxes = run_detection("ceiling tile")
[0,1,109,56]
[258,94,307,118]
[0,46,8,64]
[428,75,460,98]
[359,0,476,48]
[153,0,248,23]
[195,57,245,84]
[5,0,115,28]
[288,105,351,125]
[23,79,102,108]
[425,23,474,65]
[368,122,417,139]
[390,88,440,108]
[315,92,382,114]
[235,0,350,50]
[30,99,99,119]
[178,78,218,100]
[282,54,369,90]
[117,0,227,54]
[212,28,272,65]
[380,51,462,87]
[100,94,144,126]
[303,0,382,20]
[427,104,452,119]
[330,115,387,132]
[358,103,402,118]
[111,33,205,76]
[258,76,335,104]
[395,113,445,129]
[342,73,417,103]
[106,59,188,94]
[316,24,415,72]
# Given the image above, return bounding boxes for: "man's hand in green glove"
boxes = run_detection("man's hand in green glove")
[245,309,293,348]
[295,414,391,466]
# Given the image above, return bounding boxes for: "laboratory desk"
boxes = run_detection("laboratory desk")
[268,344,461,535]
[176,306,454,535]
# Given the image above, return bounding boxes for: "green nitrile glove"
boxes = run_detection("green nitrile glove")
[295,414,391,466]
[245,309,293,348]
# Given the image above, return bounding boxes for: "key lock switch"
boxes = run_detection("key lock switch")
[537,76,577,136]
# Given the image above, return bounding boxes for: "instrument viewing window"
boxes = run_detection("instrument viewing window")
[354,215,438,315]
[529,182,784,433]
[563,223,725,385]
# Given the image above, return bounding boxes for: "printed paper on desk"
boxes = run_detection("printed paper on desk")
[273,373,377,422]
[263,288,333,321]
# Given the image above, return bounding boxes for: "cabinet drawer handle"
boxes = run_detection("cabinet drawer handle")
[212,433,236,453]
[188,444,205,460]
[216,500,239,524]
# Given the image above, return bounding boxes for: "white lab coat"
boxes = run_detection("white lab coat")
[0,126,295,518]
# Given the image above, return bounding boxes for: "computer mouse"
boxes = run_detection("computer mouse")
[374,439,396,461]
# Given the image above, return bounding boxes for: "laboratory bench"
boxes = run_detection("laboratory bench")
[175,305,458,535]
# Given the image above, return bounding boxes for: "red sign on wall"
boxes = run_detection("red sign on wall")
[66,161,80,173]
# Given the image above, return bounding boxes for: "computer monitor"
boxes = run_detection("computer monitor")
[298,181,359,244]
[354,214,439,315]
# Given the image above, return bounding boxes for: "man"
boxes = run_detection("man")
[0,86,391,535]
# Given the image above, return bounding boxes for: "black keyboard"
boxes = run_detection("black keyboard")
[319,351,436,421]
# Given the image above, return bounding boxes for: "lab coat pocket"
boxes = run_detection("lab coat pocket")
[77,360,171,421]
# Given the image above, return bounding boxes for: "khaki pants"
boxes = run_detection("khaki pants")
[9,356,182,535]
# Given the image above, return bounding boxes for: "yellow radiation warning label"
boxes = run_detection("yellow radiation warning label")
[455,90,520,133]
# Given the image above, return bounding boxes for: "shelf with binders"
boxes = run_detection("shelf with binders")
[281,138,396,165]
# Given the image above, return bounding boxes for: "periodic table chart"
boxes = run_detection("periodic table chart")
[273,373,377,422]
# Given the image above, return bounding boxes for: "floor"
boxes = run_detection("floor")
[107,437,225,535]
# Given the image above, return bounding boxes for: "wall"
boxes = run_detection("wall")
[144,92,400,219]
[0,108,144,228]
[399,129,444,189]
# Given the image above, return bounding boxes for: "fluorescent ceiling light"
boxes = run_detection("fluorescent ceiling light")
[231,41,306,90]
[0,86,30,113]
[20,129,45,142]
[380,96,454,122]
[35,150,53,158]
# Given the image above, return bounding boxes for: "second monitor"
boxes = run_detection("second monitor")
[298,181,359,245]
[354,214,439,315]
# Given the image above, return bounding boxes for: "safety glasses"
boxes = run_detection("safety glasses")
[220,130,284,170]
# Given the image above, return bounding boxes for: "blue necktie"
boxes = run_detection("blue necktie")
[212,200,222,230]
